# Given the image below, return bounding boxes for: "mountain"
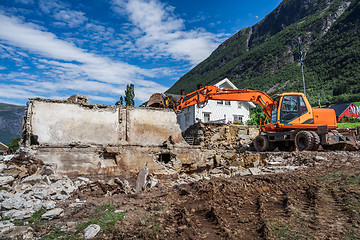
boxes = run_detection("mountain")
[0,103,25,144]
[167,0,360,105]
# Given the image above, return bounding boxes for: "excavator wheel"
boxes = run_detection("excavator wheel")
[254,135,270,152]
[295,131,315,151]
[310,132,320,151]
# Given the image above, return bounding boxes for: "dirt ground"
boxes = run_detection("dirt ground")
[28,150,359,240]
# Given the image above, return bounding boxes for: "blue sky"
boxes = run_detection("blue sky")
[0,0,282,106]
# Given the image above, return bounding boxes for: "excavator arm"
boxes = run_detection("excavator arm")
[176,86,275,118]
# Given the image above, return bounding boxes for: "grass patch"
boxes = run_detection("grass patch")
[337,122,360,128]
[76,203,126,234]
[269,223,314,240]
[13,208,47,227]
[317,171,345,183]
[40,228,79,240]
[138,210,164,239]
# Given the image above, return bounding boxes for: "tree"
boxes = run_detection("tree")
[125,84,135,107]
[115,96,124,106]
[7,136,21,153]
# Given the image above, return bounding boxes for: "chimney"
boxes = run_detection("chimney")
[197,84,203,90]
[180,89,185,96]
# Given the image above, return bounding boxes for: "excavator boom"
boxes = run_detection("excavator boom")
[177,86,275,118]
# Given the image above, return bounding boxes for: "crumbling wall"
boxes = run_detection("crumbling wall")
[22,97,213,177]
[29,102,120,145]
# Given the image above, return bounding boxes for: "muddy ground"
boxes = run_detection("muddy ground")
[25,150,359,240]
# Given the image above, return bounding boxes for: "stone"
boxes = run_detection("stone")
[0,163,6,172]
[1,195,24,210]
[23,199,43,211]
[39,166,55,176]
[0,225,33,240]
[210,133,221,142]
[3,208,35,220]
[0,176,14,186]
[83,224,101,239]
[0,221,15,235]
[314,156,327,161]
[147,176,159,188]
[252,159,260,168]
[239,169,251,176]
[21,174,44,185]
[41,208,64,220]
[210,168,223,174]
[43,200,56,210]
[136,167,149,193]
[249,168,262,175]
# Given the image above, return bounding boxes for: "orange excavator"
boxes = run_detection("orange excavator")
[176,85,358,151]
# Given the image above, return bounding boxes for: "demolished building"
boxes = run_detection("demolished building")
[21,95,215,178]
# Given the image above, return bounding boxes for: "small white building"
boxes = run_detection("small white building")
[176,78,256,131]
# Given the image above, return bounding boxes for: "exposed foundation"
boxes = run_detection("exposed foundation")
[22,96,215,177]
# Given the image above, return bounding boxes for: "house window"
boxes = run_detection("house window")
[203,112,210,123]
[237,102,242,108]
[225,101,231,106]
[233,115,243,123]
[217,100,223,105]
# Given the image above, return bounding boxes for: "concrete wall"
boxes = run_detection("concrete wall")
[28,101,184,146]
[23,98,213,177]
[30,102,120,145]
[126,107,183,145]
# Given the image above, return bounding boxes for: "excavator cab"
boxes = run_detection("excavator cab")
[279,95,308,124]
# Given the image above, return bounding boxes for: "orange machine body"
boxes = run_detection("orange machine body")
[177,87,337,132]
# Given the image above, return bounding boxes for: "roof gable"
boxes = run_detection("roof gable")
[215,78,237,89]
[327,102,353,116]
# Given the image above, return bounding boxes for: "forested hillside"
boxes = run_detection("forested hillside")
[0,103,25,144]
[167,0,360,105]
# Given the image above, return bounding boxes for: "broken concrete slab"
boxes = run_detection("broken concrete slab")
[41,208,64,220]
[248,168,262,175]
[0,176,14,186]
[83,224,101,239]
[136,167,149,193]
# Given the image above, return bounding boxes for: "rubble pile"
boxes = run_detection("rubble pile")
[183,122,258,150]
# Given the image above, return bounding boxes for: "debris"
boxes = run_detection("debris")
[248,167,262,175]
[41,208,64,220]
[43,200,56,210]
[0,176,14,186]
[135,167,149,193]
[83,224,101,239]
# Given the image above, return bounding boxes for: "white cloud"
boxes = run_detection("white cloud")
[39,0,87,28]
[112,0,225,65]
[53,9,87,28]
[15,0,35,4]
[0,13,168,103]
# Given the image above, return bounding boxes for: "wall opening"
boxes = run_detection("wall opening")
[158,153,171,164]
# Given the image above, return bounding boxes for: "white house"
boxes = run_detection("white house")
[176,78,256,131]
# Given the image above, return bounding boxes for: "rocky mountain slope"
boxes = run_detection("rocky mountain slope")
[0,103,25,144]
[167,0,360,105]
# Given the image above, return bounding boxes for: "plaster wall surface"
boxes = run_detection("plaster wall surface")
[30,102,120,145]
[24,99,210,177]
[127,107,184,145]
